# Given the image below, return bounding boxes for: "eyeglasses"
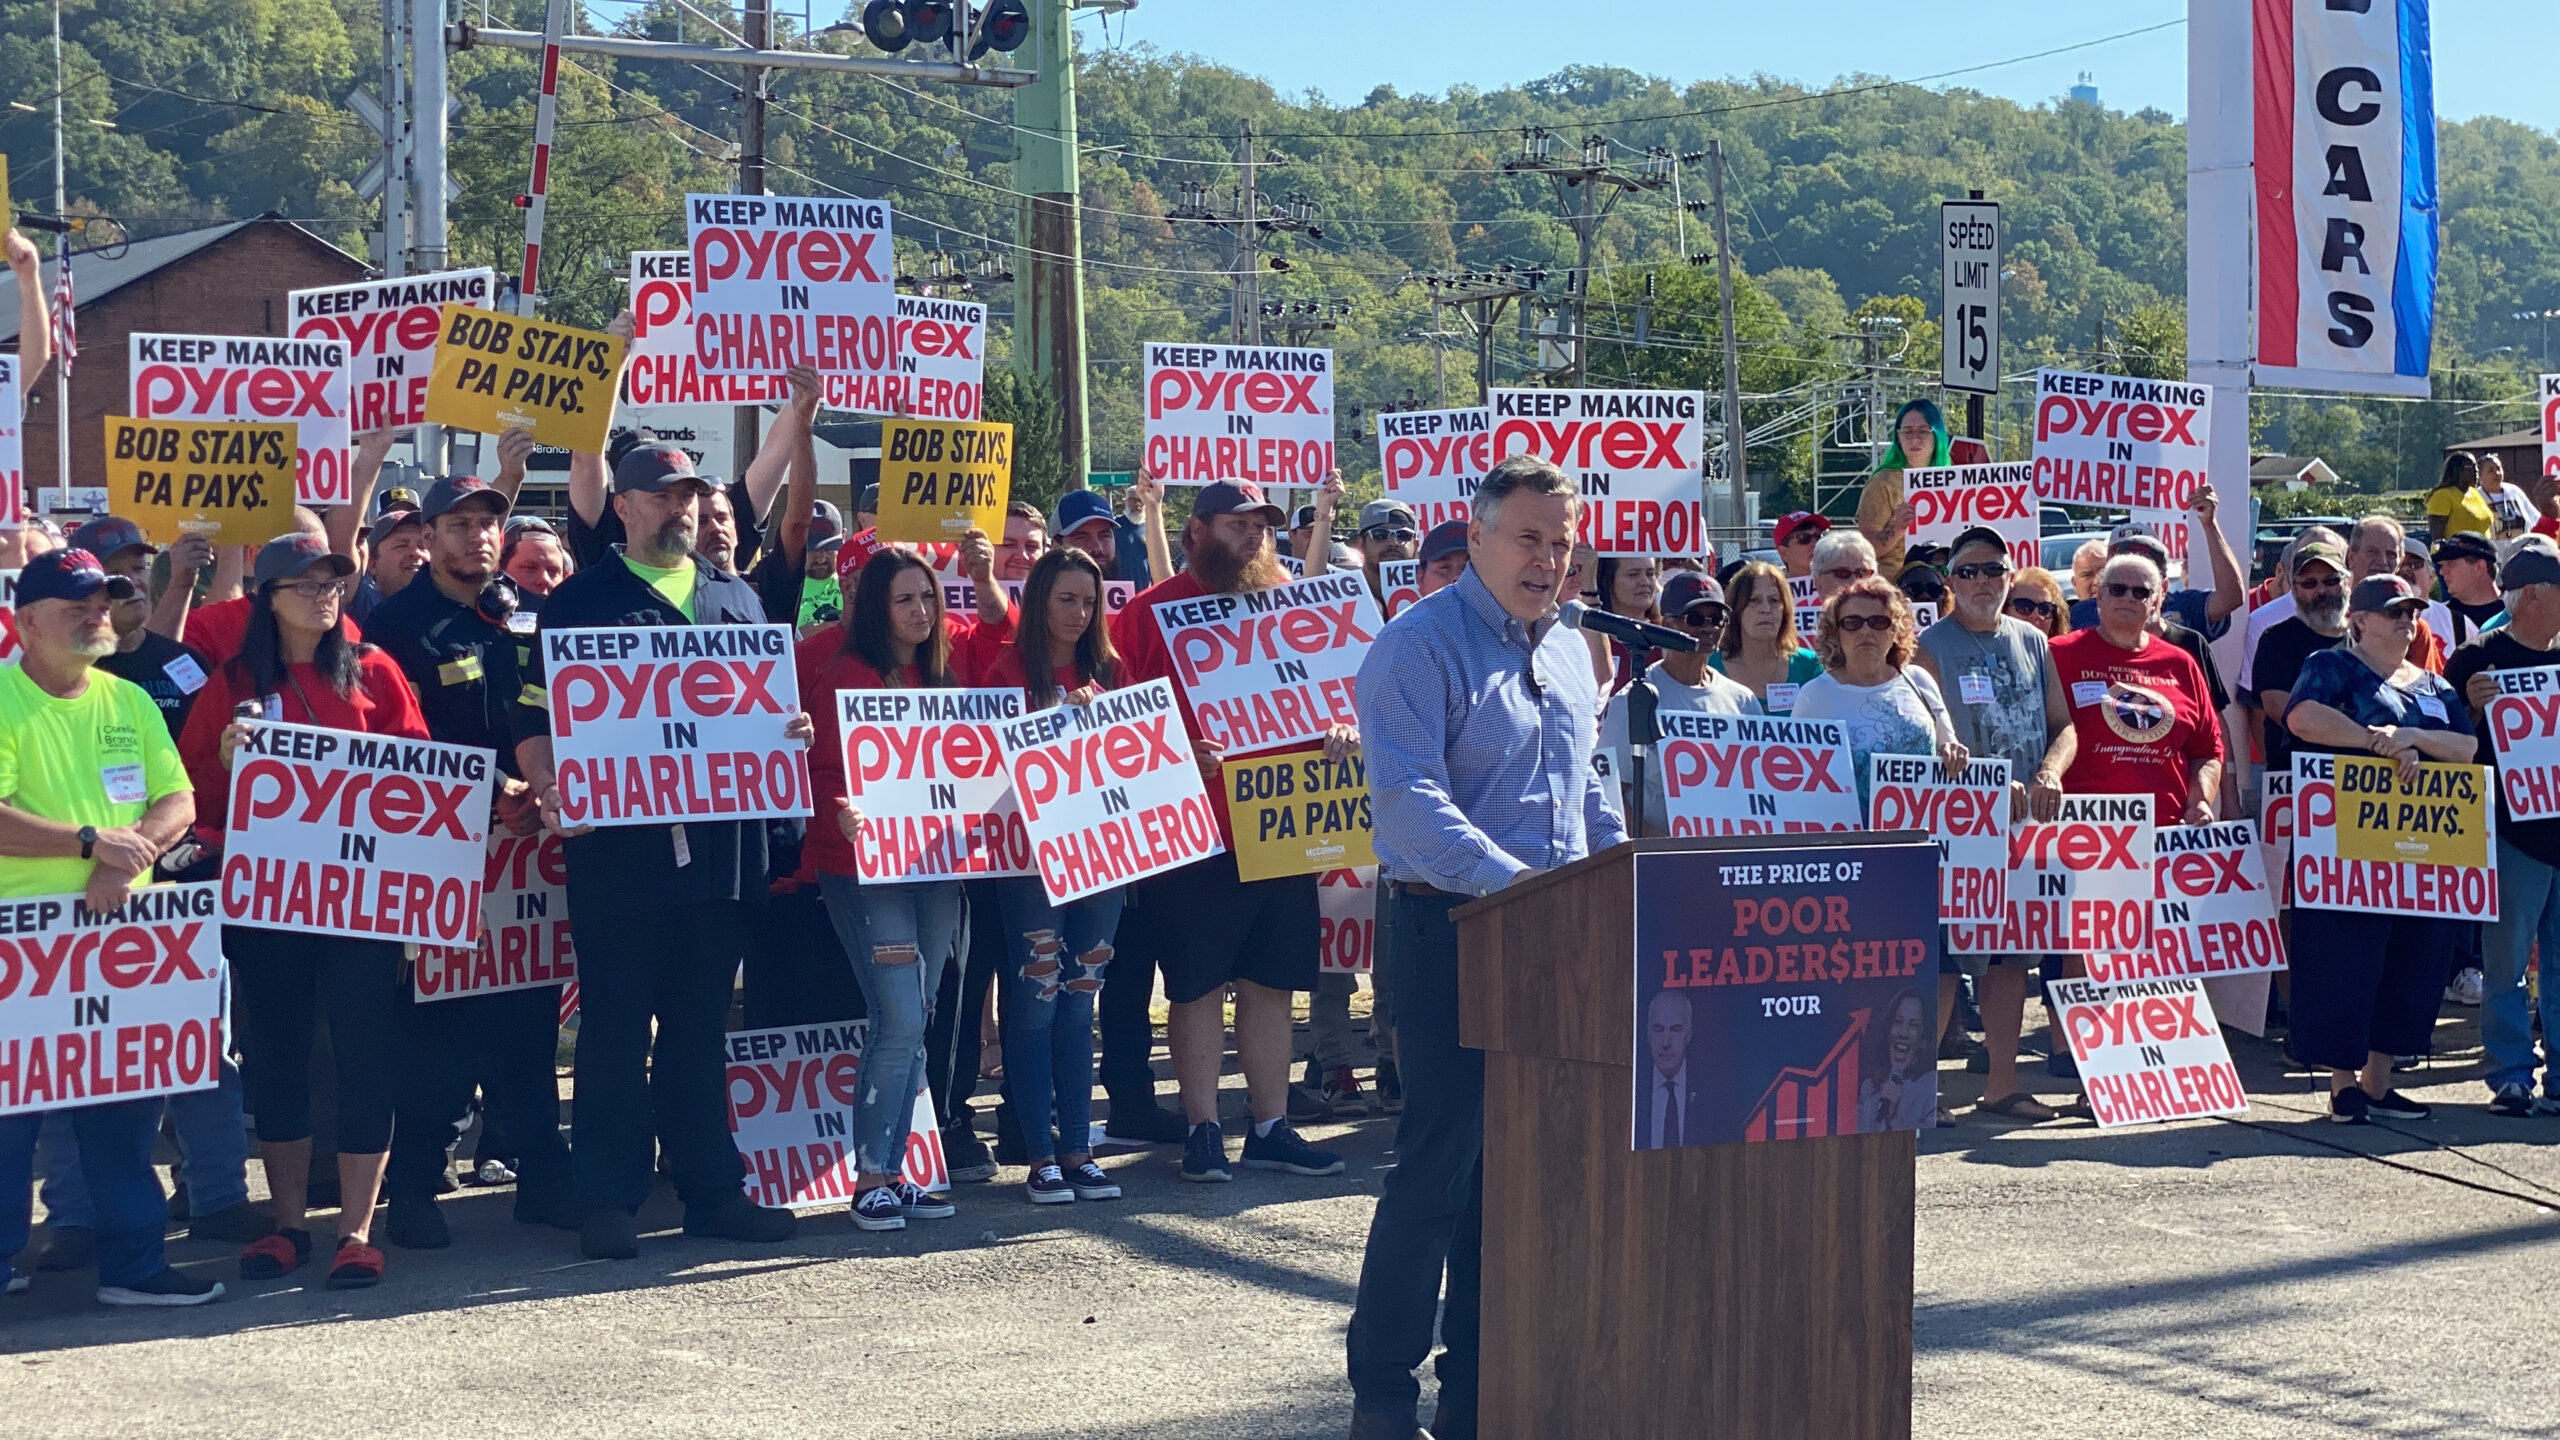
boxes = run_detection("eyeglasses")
[2104,582,2156,601]
[2005,598,2058,620]
[1835,613,1894,633]
[1362,526,1418,543]
[1950,561,2010,581]
[1823,566,1876,583]
[1677,607,1728,630]
[273,579,341,601]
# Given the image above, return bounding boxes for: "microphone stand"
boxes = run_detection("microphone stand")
[1625,672,1661,838]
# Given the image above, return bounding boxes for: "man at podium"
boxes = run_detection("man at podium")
[1345,454,1628,1440]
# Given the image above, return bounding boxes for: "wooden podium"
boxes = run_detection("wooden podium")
[1456,834,1916,1440]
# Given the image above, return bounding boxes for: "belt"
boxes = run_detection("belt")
[1389,879,1468,902]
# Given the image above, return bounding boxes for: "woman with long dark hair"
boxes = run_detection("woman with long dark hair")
[179,535,432,1290]
[980,547,1128,1205]
[2426,451,2495,541]
[800,533,1005,1231]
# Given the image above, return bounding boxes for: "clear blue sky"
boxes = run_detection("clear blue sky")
[1082,2,2556,132]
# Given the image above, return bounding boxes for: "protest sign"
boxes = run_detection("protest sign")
[104,416,294,546]
[2030,367,2212,565]
[218,721,494,946]
[423,305,625,453]
[1633,843,1940,1148]
[838,687,1033,882]
[412,831,578,1002]
[725,1021,947,1209]
[1788,575,1823,655]
[1656,712,1860,837]
[0,572,20,663]
[1317,866,1376,973]
[1223,750,1375,882]
[2047,976,2247,1129]
[994,678,1224,906]
[937,573,1132,620]
[2290,752,2499,919]
[1152,571,1380,755]
[2332,755,2489,869]
[544,625,810,827]
[876,417,1011,543]
[0,883,228,1117]
[0,356,21,527]
[623,249,792,407]
[1868,755,2009,933]
[288,268,496,432]
[1379,559,1421,618]
[1901,462,2037,572]
[1142,343,1335,486]
[2483,663,2560,821]
[130,333,351,506]
[1376,406,1487,530]
[686,193,898,403]
[891,294,988,420]
[626,251,974,415]
[2085,822,2286,986]
[2543,374,2559,481]
[2261,767,2295,906]
[1947,793,2153,956]
[1490,387,1706,556]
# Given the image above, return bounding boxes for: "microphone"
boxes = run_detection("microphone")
[1559,599,1698,654]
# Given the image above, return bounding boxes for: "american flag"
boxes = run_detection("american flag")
[48,251,72,377]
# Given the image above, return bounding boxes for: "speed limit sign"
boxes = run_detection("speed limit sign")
[1941,200,2002,396]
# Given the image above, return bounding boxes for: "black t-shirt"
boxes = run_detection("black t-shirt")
[2444,629,2560,868]
[98,630,211,740]
[747,545,807,634]
[361,572,540,777]
[566,478,763,575]
[2445,595,2506,648]
[2247,616,2342,770]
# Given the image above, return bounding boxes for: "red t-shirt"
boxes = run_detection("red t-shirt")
[179,647,431,838]
[795,612,1011,879]
[2048,629,2224,824]
[182,595,363,667]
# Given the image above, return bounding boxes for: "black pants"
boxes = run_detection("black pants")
[741,884,865,1029]
[1097,888,1163,1109]
[227,926,403,1154]
[929,881,1010,1129]
[2288,907,2456,1071]
[388,984,571,1203]
[568,899,757,1217]
[1346,889,1482,1432]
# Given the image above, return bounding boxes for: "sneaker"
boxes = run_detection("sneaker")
[942,1124,999,1184]
[682,1197,796,1243]
[1240,1119,1347,1176]
[35,1226,94,1272]
[240,1228,313,1279]
[1322,1067,1372,1117]
[894,1181,955,1219]
[1286,1081,1329,1121]
[3,1265,25,1296]
[2447,968,2485,1006]
[186,1201,275,1245]
[474,1158,518,1186]
[1374,1061,1405,1115]
[1066,1160,1121,1201]
[2368,1089,2432,1121]
[2490,1082,2538,1117]
[98,1266,225,1308]
[1105,1099,1188,1145]
[326,1239,384,1290]
[2330,1087,2372,1125]
[1027,1163,1076,1205]
[850,1186,907,1232]
[1180,1121,1231,1183]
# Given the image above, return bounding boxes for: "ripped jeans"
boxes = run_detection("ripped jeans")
[818,874,963,1177]
[994,878,1127,1163]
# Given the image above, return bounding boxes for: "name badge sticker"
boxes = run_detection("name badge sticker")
[1959,672,1996,707]
[101,763,147,805]
[162,653,207,694]
[2071,680,2107,708]
[1764,682,1800,713]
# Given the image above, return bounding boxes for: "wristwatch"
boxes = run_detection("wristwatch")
[77,825,97,860]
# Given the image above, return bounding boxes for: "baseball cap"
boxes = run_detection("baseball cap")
[1418,520,1470,566]
[68,516,154,562]
[374,485,422,520]
[420,474,511,521]
[1660,570,1726,618]
[858,483,880,515]
[613,443,711,495]
[2347,574,2425,615]
[1358,500,1418,535]
[1327,541,1360,571]
[1946,525,2007,561]
[253,534,356,590]
[2500,535,2560,591]
[1192,479,1286,526]
[2292,540,2348,576]
[1773,511,1831,547]
[2106,522,2170,569]
[2433,531,2496,566]
[807,498,845,550]
[17,548,137,605]
[1290,505,1318,531]
[1052,488,1115,538]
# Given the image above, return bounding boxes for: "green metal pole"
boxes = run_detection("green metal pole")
[1012,0,1091,482]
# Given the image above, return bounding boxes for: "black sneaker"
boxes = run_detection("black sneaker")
[1180,1121,1231,1183]
[1066,1160,1121,1200]
[1026,1163,1076,1205]
[35,1226,94,1272]
[682,1197,796,1242]
[894,1180,955,1219]
[942,1123,998,1184]
[186,1202,275,1245]
[2368,1089,2432,1121]
[1286,1082,1329,1122]
[2490,1083,2538,1117]
[1375,1061,1405,1115]
[850,1186,906,1232]
[97,1266,225,1308]
[1105,1099,1188,1145]
[2330,1087,2372,1124]
[1240,1119,1347,1176]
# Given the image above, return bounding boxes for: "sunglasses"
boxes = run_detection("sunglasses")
[1835,613,1894,633]
[2104,582,2156,601]
[1363,526,1418,543]
[1950,561,2010,581]
[2005,598,2058,620]
[1677,607,1728,629]
[2294,574,2343,591]
[1782,531,1820,545]
[1824,566,1876,583]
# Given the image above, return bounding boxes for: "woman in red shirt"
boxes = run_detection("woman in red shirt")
[179,535,431,1292]
[981,547,1129,1206]
[802,537,1005,1232]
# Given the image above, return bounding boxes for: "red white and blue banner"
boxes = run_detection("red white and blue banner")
[2252,0,2437,397]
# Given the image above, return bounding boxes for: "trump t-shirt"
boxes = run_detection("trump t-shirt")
[2048,628,2223,824]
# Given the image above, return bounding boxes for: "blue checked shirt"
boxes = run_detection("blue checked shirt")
[1357,567,1627,896]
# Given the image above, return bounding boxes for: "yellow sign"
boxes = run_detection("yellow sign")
[103,415,295,546]
[0,156,12,240]
[1222,750,1376,883]
[422,304,624,453]
[877,417,1012,544]
[2333,755,2490,870]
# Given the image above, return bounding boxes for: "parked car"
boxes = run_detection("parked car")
[2041,531,2108,576]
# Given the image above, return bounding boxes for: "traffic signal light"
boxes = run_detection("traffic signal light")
[859,0,910,51]
[905,0,955,45]
[970,0,1031,57]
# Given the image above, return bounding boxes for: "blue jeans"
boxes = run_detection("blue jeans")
[2484,838,2560,1095]
[818,874,962,1177]
[37,1056,251,1227]
[994,878,1125,1163]
[1,1099,169,1286]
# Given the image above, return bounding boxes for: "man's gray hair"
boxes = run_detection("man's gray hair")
[1471,454,1578,530]
[1809,529,1876,577]
[2100,552,2164,590]
[2349,513,2405,551]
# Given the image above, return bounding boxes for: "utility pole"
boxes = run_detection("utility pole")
[381,0,408,280]
[409,0,453,471]
[1404,267,1543,403]
[49,0,66,501]
[1234,123,1258,343]
[1170,131,1317,348]
[1505,129,1672,384]
[734,0,768,486]
[1012,0,1099,482]
[1707,141,1746,521]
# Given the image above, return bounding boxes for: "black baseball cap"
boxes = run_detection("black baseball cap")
[374,485,422,520]
[1660,570,1726,617]
[68,516,154,563]
[1418,520,1470,566]
[2433,531,2496,566]
[2501,536,2560,591]
[253,534,356,590]
[858,483,880,514]
[17,548,137,605]
[612,443,713,496]
[2347,574,2425,615]
[1192,479,1286,526]
[421,474,511,521]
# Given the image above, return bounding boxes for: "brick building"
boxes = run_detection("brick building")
[0,215,369,498]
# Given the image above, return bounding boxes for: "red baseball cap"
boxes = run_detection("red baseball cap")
[1773,511,1831,547]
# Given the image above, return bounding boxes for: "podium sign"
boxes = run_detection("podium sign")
[1632,841,1941,1149]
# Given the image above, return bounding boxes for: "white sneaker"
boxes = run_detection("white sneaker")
[2447,968,2485,1006]
[475,1158,518,1186]
[851,1186,907,1232]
